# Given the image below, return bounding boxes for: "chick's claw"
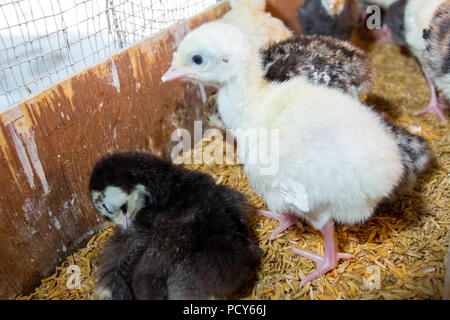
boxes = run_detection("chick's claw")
[290,219,353,287]
[414,103,449,123]
[414,78,449,123]
[291,246,353,287]
[257,209,303,241]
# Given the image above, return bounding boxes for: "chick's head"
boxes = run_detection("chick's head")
[89,152,152,229]
[162,22,247,85]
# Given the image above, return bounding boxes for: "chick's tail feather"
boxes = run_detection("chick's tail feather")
[229,0,266,11]
[380,116,432,195]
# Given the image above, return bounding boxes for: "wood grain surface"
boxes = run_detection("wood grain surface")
[0,1,229,299]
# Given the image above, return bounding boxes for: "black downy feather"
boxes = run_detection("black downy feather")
[384,0,408,46]
[90,151,262,300]
[297,0,362,41]
[260,34,374,97]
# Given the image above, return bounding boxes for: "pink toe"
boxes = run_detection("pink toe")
[416,79,449,122]
[257,209,281,220]
[337,252,354,260]
[300,271,322,288]
[290,246,324,264]
[270,225,287,240]
[258,210,303,240]
[414,104,448,123]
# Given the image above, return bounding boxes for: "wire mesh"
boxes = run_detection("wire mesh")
[0,0,217,110]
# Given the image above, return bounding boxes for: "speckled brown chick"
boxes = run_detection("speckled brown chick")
[297,0,363,41]
[423,1,450,100]
[90,151,262,300]
[400,0,449,122]
[261,35,375,98]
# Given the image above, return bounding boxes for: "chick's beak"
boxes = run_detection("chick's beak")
[161,64,189,82]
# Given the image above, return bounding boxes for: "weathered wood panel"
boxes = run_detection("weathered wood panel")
[0,2,230,299]
[267,0,304,34]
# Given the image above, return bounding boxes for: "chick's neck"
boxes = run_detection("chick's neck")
[218,49,269,131]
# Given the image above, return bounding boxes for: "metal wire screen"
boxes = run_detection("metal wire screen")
[0,0,217,110]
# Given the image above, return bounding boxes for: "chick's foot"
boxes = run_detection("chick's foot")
[257,210,303,241]
[290,219,353,288]
[414,78,448,123]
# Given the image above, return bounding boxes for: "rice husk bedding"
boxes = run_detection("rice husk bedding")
[19,40,449,300]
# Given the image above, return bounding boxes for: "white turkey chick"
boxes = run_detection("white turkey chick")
[161,21,431,287]
[198,0,292,129]
[385,0,449,122]
[221,0,292,48]
[203,34,375,130]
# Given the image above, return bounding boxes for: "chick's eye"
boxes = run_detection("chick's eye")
[120,203,128,214]
[192,55,203,65]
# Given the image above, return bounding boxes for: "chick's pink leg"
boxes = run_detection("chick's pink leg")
[290,219,353,288]
[414,78,449,123]
[257,209,303,241]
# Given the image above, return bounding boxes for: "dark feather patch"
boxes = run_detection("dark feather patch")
[423,28,431,41]
[379,116,431,195]
[260,35,374,97]
[384,0,408,46]
[297,0,362,41]
[90,151,262,300]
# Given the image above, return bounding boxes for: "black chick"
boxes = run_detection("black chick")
[94,225,151,300]
[261,34,375,98]
[297,0,363,41]
[89,151,262,300]
[384,0,408,46]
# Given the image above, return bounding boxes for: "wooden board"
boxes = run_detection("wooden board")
[0,1,230,299]
[267,0,305,34]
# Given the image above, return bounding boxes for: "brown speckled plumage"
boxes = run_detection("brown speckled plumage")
[423,0,450,97]
[261,35,375,98]
[379,115,432,195]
